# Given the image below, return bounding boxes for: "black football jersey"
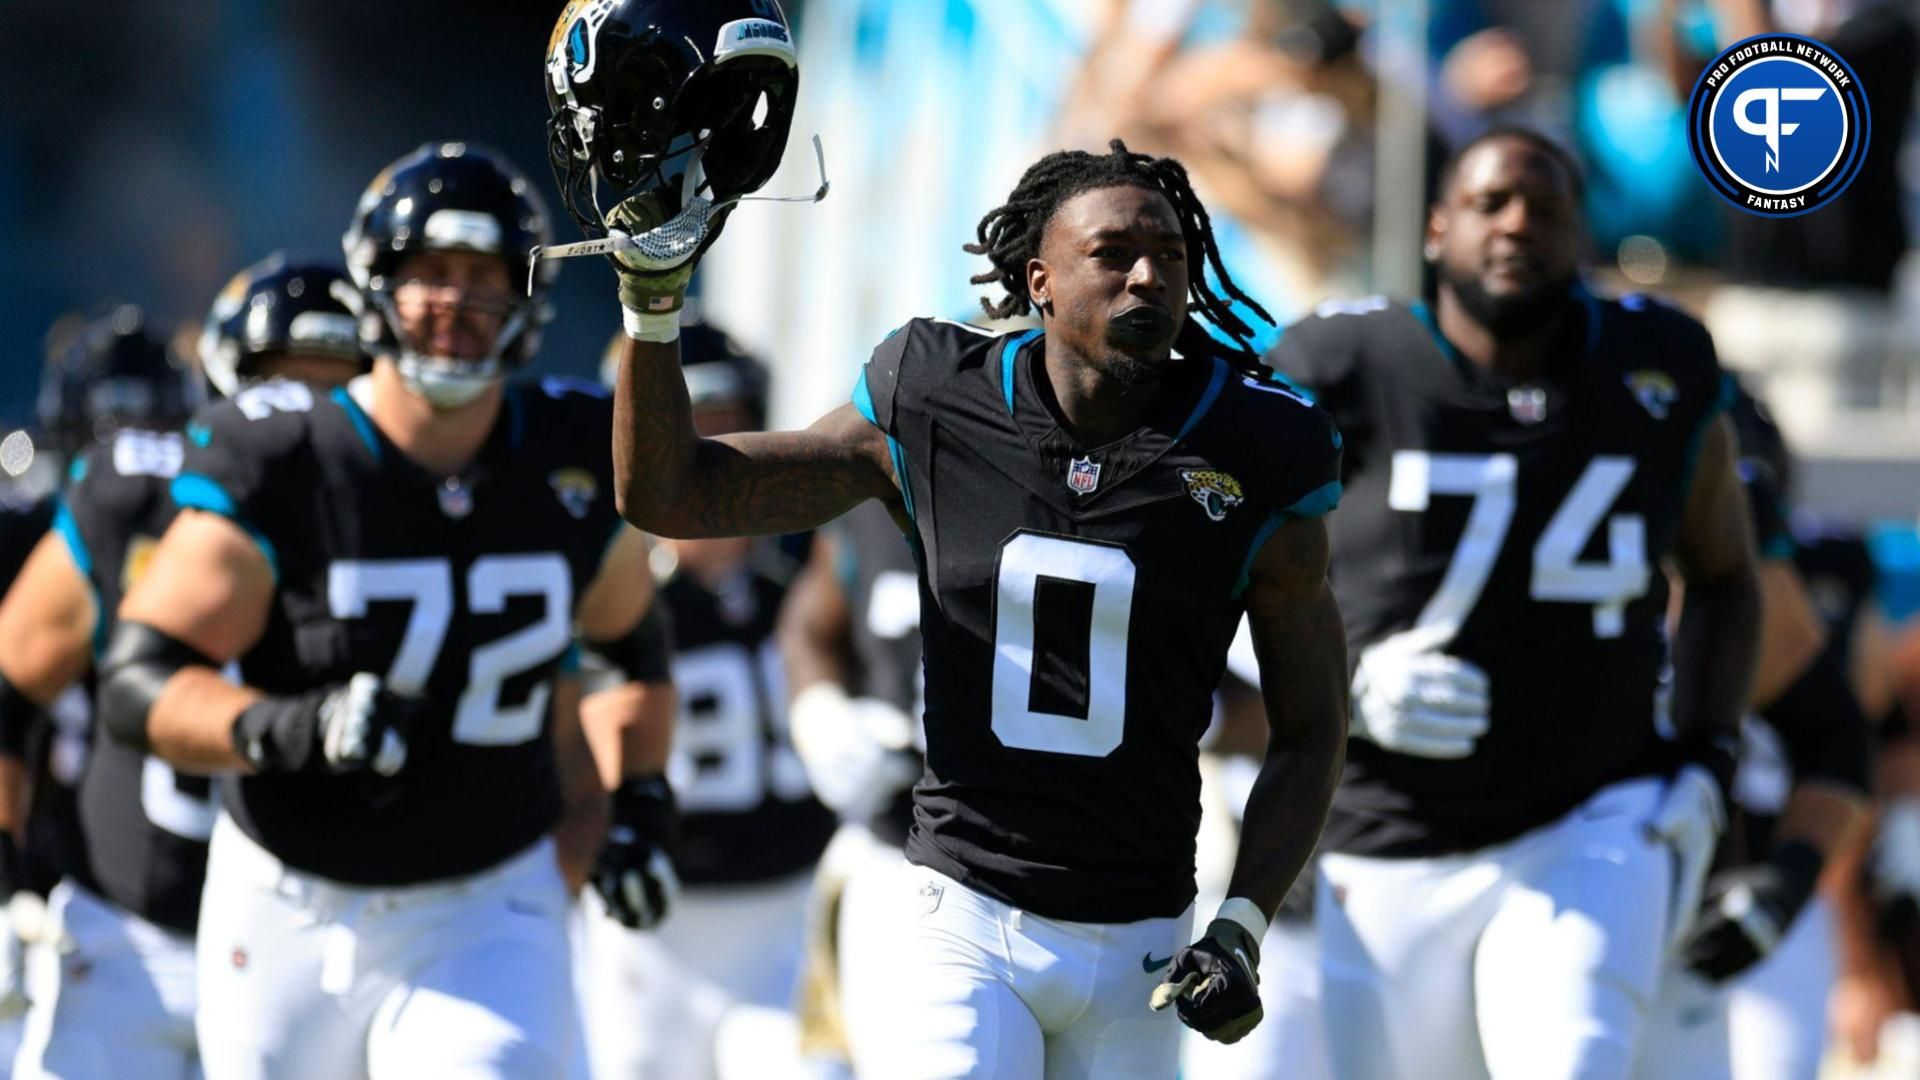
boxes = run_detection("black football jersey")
[56,429,211,934]
[174,377,625,885]
[858,319,1342,922]
[2,488,86,896]
[1269,291,1729,858]
[830,498,925,846]
[661,556,836,884]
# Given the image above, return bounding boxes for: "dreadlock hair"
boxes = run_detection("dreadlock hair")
[965,139,1271,371]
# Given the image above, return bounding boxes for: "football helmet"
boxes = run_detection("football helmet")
[198,253,369,397]
[342,142,555,408]
[544,0,799,241]
[37,305,199,456]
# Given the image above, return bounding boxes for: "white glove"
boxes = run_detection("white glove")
[0,891,56,1021]
[0,918,23,1021]
[789,683,921,821]
[1872,796,1920,904]
[1350,642,1491,759]
[1644,764,1727,949]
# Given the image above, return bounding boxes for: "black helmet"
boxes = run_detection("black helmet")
[544,0,799,238]
[198,253,369,397]
[37,305,200,456]
[343,142,555,407]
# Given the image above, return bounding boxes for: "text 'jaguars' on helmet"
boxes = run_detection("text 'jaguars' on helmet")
[544,0,799,239]
[38,304,200,457]
[198,253,370,398]
[342,142,555,408]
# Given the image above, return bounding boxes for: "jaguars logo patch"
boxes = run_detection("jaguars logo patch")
[1180,469,1244,522]
[549,468,598,520]
[1625,370,1680,420]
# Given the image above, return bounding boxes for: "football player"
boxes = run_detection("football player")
[779,497,926,1076]
[549,7,1351,1073]
[95,144,676,1079]
[0,309,200,1077]
[576,322,836,1080]
[0,259,367,1079]
[1635,384,1872,1079]
[1265,127,1763,1080]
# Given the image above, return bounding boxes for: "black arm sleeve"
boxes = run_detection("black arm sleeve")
[97,621,217,753]
[1763,648,1874,795]
[579,601,676,695]
[0,672,43,759]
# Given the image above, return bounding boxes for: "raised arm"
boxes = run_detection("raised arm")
[613,338,899,538]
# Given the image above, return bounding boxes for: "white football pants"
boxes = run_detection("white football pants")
[1319,777,1674,1080]
[195,815,577,1080]
[574,869,813,1080]
[13,879,198,1080]
[854,863,1191,1080]
[1635,895,1834,1080]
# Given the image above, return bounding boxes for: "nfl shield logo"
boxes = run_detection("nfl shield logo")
[1507,386,1548,425]
[1067,456,1101,495]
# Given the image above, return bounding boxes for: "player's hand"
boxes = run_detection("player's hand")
[1679,840,1822,981]
[1151,911,1263,1044]
[231,673,418,776]
[1644,764,1727,948]
[593,774,681,931]
[1350,642,1490,759]
[605,191,723,343]
[789,683,921,821]
[1870,796,1920,936]
[0,836,29,1020]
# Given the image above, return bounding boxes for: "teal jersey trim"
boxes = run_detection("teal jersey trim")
[51,499,108,656]
[331,387,382,462]
[1001,329,1043,415]
[1177,358,1230,441]
[1282,479,1343,520]
[170,473,281,584]
[1680,374,1738,499]
[1234,510,1289,599]
[850,370,917,525]
[852,370,877,424]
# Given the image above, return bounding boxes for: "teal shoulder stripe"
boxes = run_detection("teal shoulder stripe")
[852,370,877,425]
[1001,329,1043,415]
[330,387,381,461]
[1176,358,1230,441]
[170,474,280,584]
[52,500,107,655]
[1680,373,1738,499]
[1281,479,1343,520]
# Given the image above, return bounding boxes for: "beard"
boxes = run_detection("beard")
[1094,347,1165,397]
[1442,262,1575,337]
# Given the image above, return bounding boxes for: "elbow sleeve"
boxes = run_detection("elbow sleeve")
[97,621,215,754]
[1762,648,1873,796]
[579,602,676,695]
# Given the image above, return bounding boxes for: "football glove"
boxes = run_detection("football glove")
[1871,796,1920,936]
[1350,641,1490,759]
[230,673,416,776]
[1680,840,1823,981]
[1645,764,1728,949]
[592,774,681,931]
[0,835,27,1020]
[605,192,720,344]
[788,683,921,821]
[1151,899,1265,1044]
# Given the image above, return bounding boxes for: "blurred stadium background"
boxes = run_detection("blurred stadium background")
[7,1,1920,1071]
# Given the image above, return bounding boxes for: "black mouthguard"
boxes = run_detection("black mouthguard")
[1107,306,1177,350]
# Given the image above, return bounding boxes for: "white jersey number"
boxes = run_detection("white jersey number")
[668,640,808,812]
[326,554,573,747]
[1388,451,1649,642]
[990,533,1136,758]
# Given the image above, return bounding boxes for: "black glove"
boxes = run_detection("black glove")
[1151,915,1264,1043]
[592,774,680,930]
[1680,840,1823,982]
[231,673,419,775]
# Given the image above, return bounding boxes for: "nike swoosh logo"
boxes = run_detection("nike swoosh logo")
[1143,953,1173,974]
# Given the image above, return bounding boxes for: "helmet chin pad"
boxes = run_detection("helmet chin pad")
[395,353,503,410]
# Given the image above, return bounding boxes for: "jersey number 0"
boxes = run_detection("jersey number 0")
[991,533,1136,758]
